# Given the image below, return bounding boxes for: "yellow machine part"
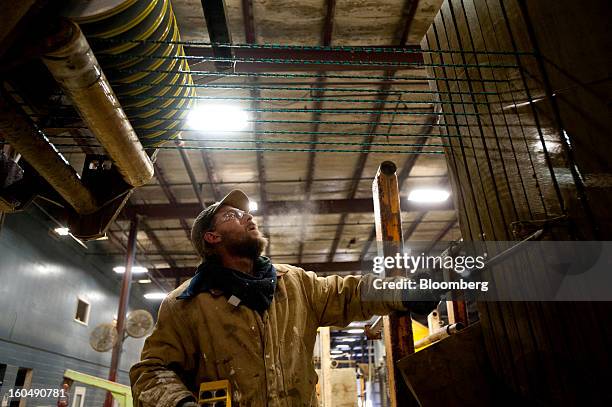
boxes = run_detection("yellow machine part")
[412,319,433,352]
[198,379,232,407]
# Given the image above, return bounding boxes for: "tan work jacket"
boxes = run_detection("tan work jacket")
[129,264,406,407]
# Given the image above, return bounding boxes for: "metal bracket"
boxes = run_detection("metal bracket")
[510,214,569,240]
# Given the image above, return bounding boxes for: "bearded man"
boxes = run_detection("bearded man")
[129,190,436,407]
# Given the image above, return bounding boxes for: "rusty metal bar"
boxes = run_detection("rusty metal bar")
[359,114,437,260]
[185,44,424,71]
[413,323,464,349]
[372,161,416,407]
[42,19,154,188]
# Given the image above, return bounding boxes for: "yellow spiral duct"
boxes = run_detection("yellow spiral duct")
[63,0,196,148]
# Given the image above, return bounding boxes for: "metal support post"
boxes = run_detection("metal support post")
[104,215,139,407]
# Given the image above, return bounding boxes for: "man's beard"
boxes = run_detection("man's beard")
[223,230,268,259]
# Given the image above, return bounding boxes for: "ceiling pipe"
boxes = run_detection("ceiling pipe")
[41,19,154,187]
[0,95,98,214]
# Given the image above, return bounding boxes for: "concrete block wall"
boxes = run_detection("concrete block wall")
[0,207,158,406]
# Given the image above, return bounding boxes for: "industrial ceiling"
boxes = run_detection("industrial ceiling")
[0,0,460,292]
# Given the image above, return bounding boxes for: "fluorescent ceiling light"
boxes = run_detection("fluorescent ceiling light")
[138,279,152,284]
[408,189,450,203]
[248,200,258,212]
[54,227,70,236]
[186,104,249,131]
[330,350,342,354]
[340,337,358,342]
[336,344,350,350]
[345,329,363,334]
[113,266,148,274]
[144,292,167,300]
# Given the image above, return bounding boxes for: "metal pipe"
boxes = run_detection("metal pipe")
[106,216,139,407]
[42,19,154,187]
[414,323,464,349]
[0,96,98,214]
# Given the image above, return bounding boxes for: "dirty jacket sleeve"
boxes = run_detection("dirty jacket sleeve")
[129,296,196,407]
[298,268,408,327]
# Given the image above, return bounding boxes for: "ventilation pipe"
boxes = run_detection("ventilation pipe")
[0,96,98,214]
[42,19,154,187]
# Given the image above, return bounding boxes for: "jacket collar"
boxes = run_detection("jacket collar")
[177,263,286,300]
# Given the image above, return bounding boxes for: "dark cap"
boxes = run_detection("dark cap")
[190,189,250,258]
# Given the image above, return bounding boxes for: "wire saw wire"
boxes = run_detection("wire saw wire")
[90,38,535,55]
[52,143,446,154]
[118,105,496,116]
[48,128,448,139]
[100,52,521,69]
[48,136,448,148]
[111,67,511,82]
[121,93,490,105]
[110,81,500,95]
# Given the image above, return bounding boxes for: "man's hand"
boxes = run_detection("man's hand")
[402,271,445,315]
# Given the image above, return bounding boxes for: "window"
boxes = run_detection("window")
[74,297,90,325]
[72,386,86,407]
[14,368,30,387]
[0,363,6,386]
[11,367,32,407]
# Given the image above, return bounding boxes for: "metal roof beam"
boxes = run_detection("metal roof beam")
[328,0,422,262]
[185,45,423,72]
[153,163,191,239]
[124,198,453,219]
[299,0,336,263]
[240,0,270,254]
[200,0,233,71]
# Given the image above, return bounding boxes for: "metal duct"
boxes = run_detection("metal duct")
[63,0,196,148]
[42,20,154,188]
[0,96,98,214]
